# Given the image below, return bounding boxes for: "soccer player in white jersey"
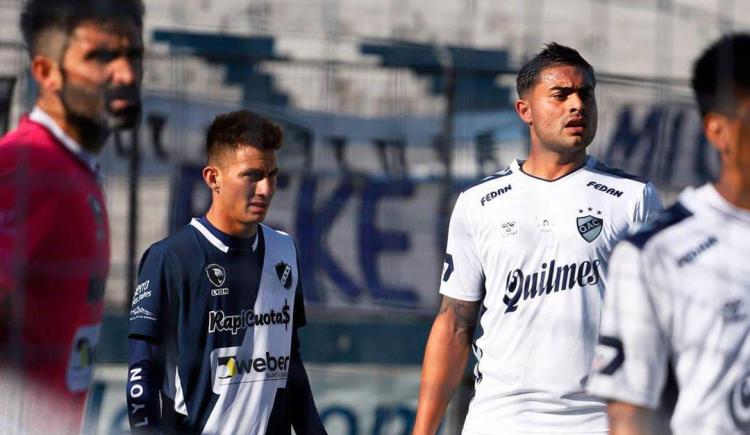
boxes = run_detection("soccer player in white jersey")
[587,34,750,435]
[413,43,662,435]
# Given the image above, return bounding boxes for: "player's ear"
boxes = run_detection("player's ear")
[515,98,532,125]
[703,113,732,156]
[202,164,221,194]
[30,55,62,94]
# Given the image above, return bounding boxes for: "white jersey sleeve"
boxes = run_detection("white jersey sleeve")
[439,192,484,302]
[587,240,672,408]
[628,182,663,231]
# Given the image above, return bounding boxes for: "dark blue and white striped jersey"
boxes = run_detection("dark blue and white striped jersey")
[127,217,317,434]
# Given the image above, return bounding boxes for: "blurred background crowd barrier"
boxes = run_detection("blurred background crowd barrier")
[0,0,747,433]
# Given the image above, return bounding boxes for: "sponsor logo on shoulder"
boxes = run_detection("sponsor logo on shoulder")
[677,235,718,267]
[131,280,151,305]
[130,306,157,321]
[586,181,623,197]
[576,207,604,242]
[275,261,293,289]
[480,184,512,206]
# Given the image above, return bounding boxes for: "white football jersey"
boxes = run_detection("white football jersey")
[440,157,662,434]
[588,184,750,435]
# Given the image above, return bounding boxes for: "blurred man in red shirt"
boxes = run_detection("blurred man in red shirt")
[0,1,144,433]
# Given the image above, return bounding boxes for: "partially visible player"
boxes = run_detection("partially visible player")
[587,33,750,435]
[413,43,662,435]
[126,110,327,434]
[0,0,143,433]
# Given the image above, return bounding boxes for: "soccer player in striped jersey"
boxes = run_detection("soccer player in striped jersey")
[588,33,750,435]
[126,110,326,434]
[413,43,662,435]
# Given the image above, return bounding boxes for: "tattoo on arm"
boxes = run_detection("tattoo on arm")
[437,296,480,344]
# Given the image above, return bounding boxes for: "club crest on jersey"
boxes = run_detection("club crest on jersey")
[576,208,604,242]
[275,262,293,289]
[206,264,226,287]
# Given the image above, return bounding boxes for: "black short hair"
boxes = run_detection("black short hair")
[692,33,750,117]
[206,110,283,163]
[516,42,595,97]
[21,0,144,57]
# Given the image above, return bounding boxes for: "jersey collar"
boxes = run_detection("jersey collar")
[29,106,101,180]
[512,156,595,184]
[190,217,259,253]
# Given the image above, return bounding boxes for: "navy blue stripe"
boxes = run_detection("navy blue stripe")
[591,161,648,184]
[463,168,513,192]
[628,202,693,249]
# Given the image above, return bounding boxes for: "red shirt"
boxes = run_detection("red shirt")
[0,115,109,434]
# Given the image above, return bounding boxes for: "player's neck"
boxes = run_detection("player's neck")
[36,97,107,154]
[713,171,750,211]
[205,208,258,239]
[522,148,588,181]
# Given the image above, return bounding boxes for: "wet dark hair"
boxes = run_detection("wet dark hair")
[516,42,595,97]
[206,109,283,163]
[692,33,750,117]
[21,0,144,57]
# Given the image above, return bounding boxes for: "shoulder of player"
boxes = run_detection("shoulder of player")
[581,160,656,204]
[259,223,297,250]
[148,225,204,263]
[0,122,77,170]
[626,202,695,250]
[586,160,650,189]
[459,167,516,204]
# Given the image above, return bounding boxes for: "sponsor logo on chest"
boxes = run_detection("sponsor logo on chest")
[208,299,292,335]
[206,264,230,296]
[210,346,290,393]
[503,259,603,313]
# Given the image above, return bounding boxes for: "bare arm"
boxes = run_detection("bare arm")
[413,296,480,435]
[608,401,668,435]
